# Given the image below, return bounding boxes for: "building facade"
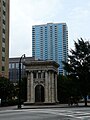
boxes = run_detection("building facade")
[9,57,35,83]
[24,60,59,104]
[32,23,68,75]
[0,0,10,78]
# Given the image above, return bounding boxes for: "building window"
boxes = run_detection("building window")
[33,72,36,78]
[2,38,5,43]
[3,19,5,25]
[2,57,5,61]
[2,66,5,71]
[9,64,12,69]
[16,63,19,69]
[38,73,41,78]
[3,28,5,34]
[12,63,15,69]
[3,1,6,7]
[3,10,5,14]
[2,47,5,52]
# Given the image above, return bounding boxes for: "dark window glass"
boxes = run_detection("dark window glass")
[2,47,5,52]
[42,72,45,78]
[3,1,6,7]
[2,57,5,61]
[3,19,5,25]
[38,73,41,78]
[2,66,5,71]
[2,38,5,43]
[33,72,36,78]
[3,10,5,16]
[3,29,5,34]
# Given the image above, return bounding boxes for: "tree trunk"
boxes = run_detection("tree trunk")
[84,95,87,107]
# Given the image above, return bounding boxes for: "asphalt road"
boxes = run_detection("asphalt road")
[0,107,90,120]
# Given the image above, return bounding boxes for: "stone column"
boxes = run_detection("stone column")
[27,71,31,102]
[55,73,58,102]
[36,71,38,79]
[51,72,55,103]
[30,71,34,103]
[48,71,51,102]
[41,71,43,79]
[45,71,48,103]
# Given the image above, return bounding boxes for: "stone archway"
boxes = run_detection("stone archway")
[35,85,44,103]
[24,60,59,105]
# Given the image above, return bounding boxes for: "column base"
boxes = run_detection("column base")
[44,101,57,105]
[24,102,35,105]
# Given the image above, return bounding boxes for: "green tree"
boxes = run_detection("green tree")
[57,74,69,103]
[0,77,15,106]
[63,38,90,106]
[57,74,81,104]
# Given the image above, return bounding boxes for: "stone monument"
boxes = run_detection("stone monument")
[24,60,59,104]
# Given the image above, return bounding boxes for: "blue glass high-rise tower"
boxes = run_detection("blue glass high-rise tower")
[32,23,68,74]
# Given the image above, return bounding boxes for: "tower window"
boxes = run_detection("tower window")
[2,38,5,43]
[3,10,6,16]
[3,1,6,7]
[3,29,5,34]
[2,57,5,61]
[2,66,5,71]
[2,47,5,52]
[3,19,5,25]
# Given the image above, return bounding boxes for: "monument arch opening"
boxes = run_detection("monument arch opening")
[35,85,44,103]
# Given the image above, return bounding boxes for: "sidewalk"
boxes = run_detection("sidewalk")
[0,104,68,111]
[22,102,90,109]
[0,103,90,111]
[0,105,17,111]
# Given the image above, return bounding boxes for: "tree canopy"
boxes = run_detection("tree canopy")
[63,38,90,106]
[0,77,15,106]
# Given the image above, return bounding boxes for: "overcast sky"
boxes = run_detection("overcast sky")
[10,0,90,57]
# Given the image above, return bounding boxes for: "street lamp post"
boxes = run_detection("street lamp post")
[18,54,25,109]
